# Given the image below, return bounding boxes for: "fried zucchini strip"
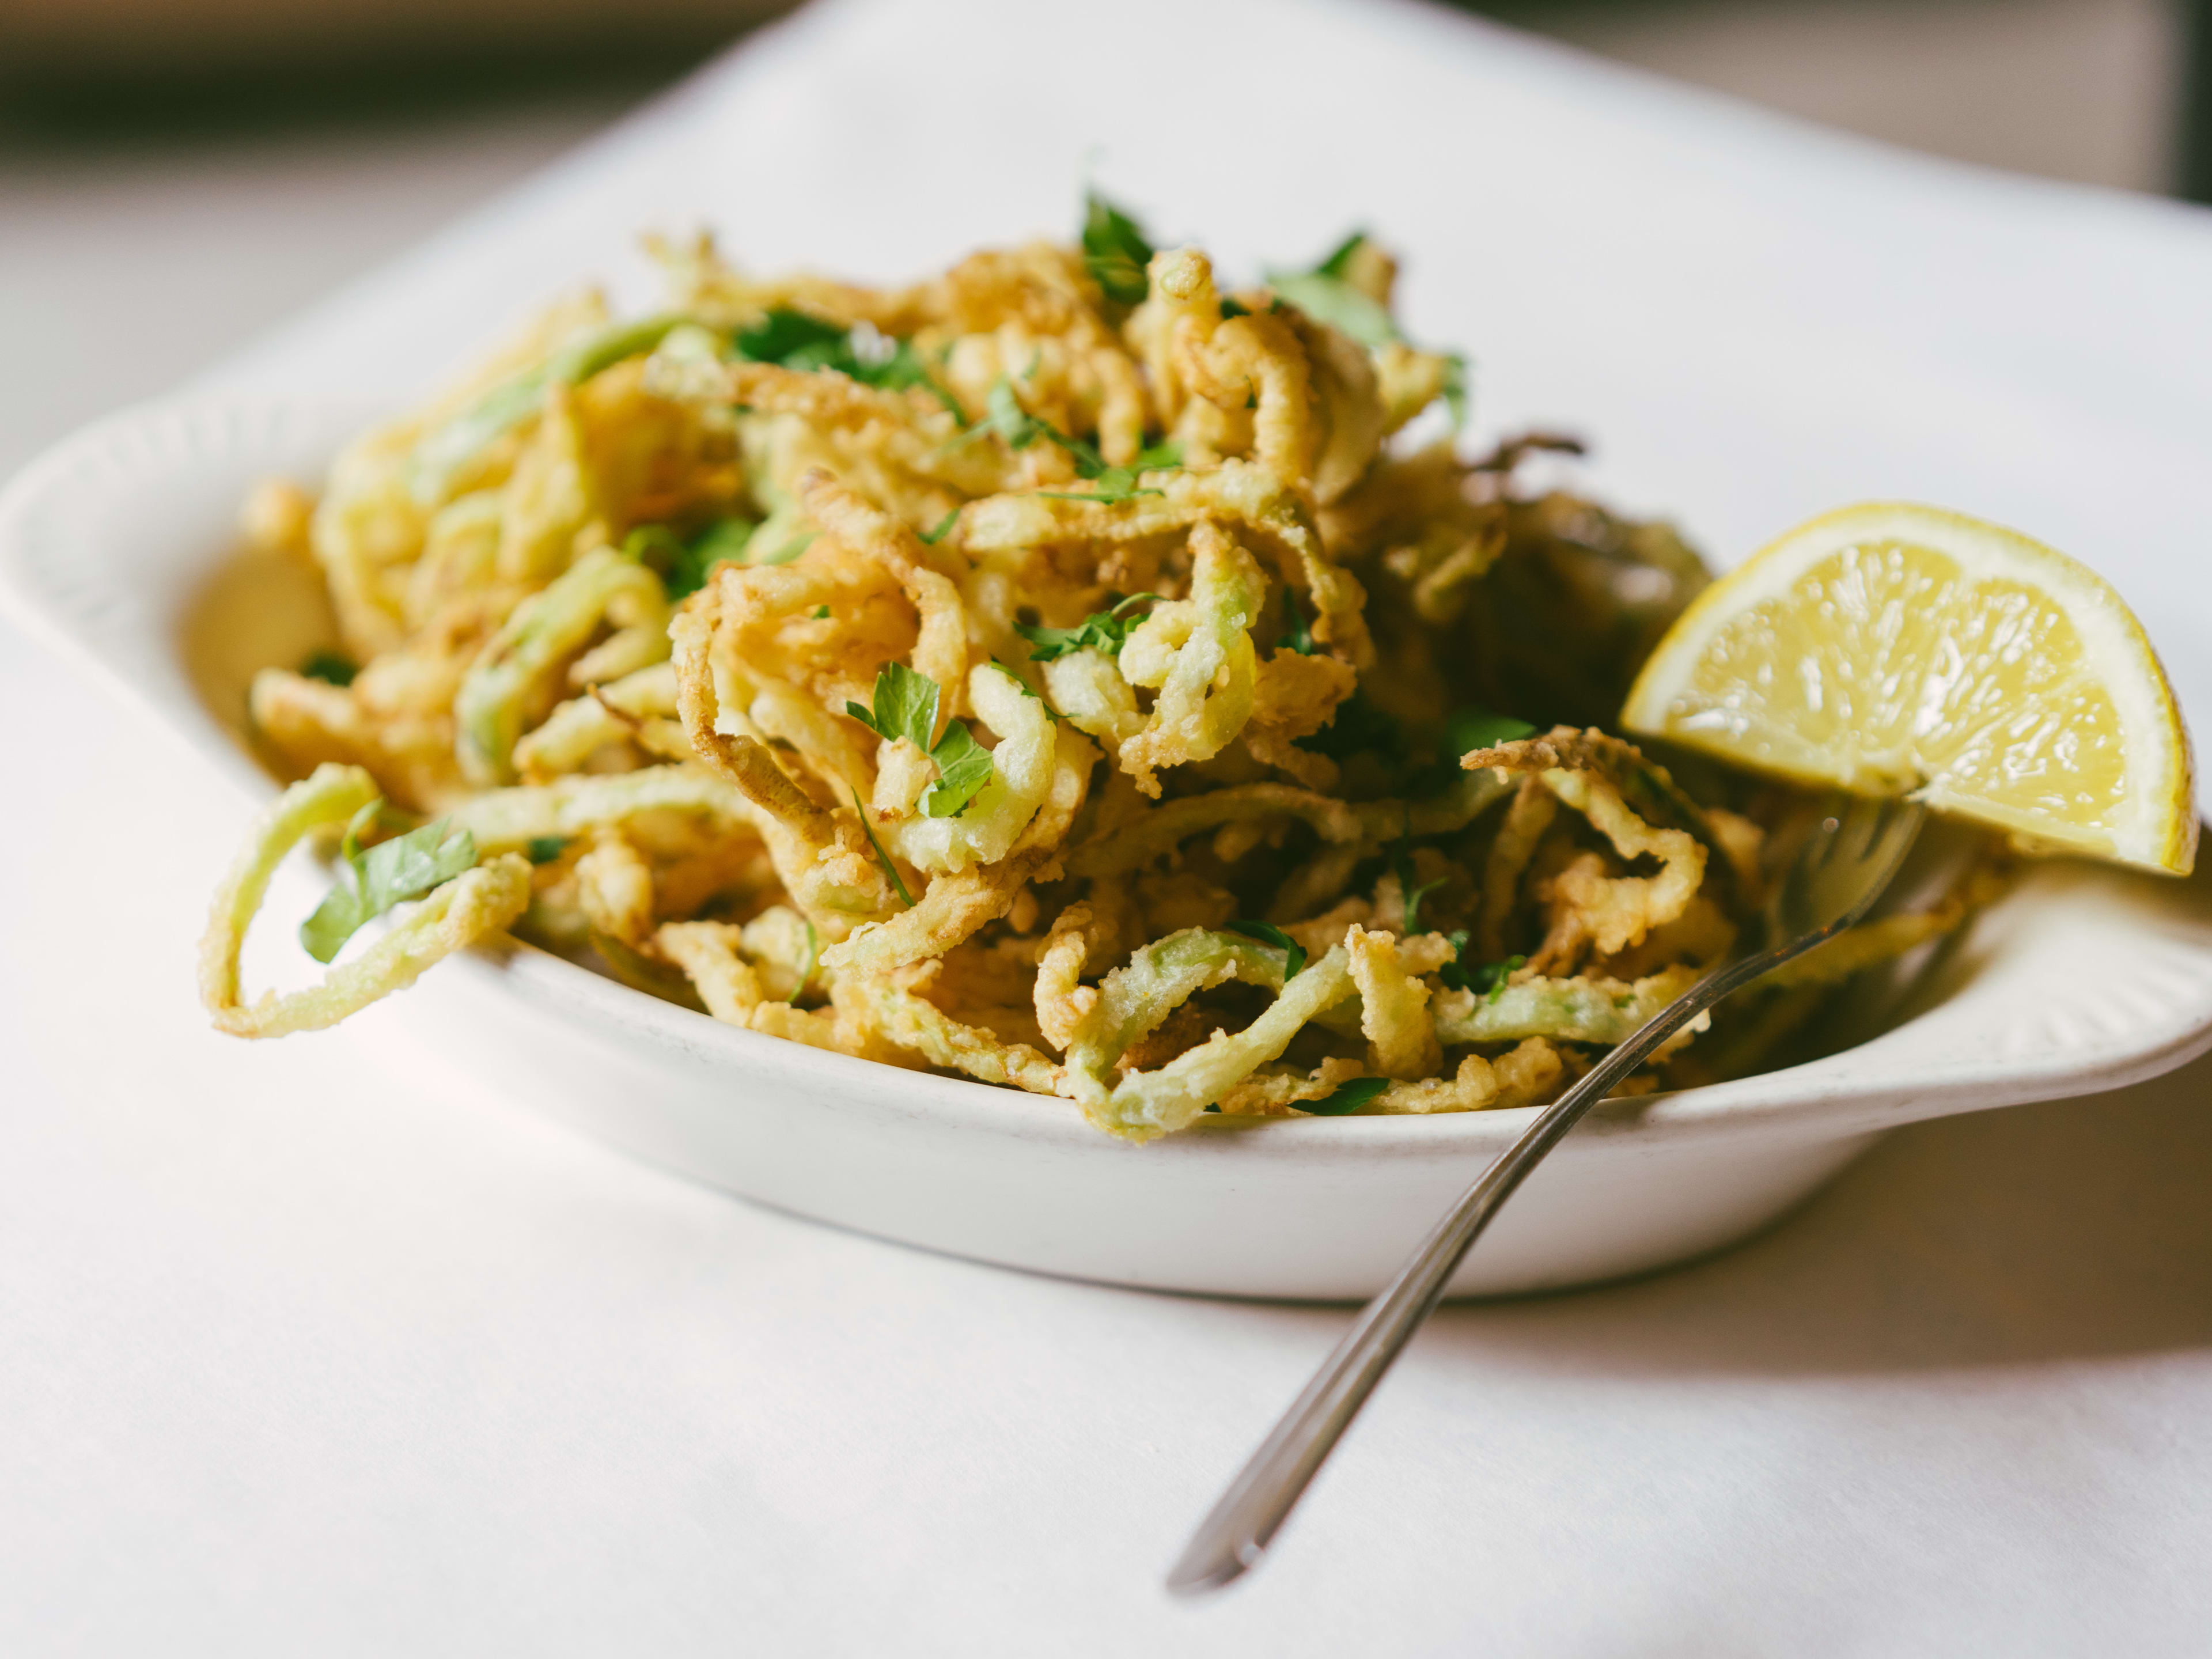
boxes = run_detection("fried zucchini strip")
[454,544,671,785]
[1434,964,1706,1047]
[199,763,530,1039]
[1086,945,1358,1141]
[1372,1042,1563,1115]
[853,975,1065,1093]
[1114,521,1264,794]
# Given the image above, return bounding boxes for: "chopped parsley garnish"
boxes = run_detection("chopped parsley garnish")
[1312,230,1369,281]
[1297,689,1406,763]
[1014,592,1158,662]
[1037,437,1183,505]
[1228,919,1307,981]
[1218,297,1251,320]
[1276,590,1315,655]
[979,377,1181,503]
[1445,705,1538,753]
[1438,934,1525,1001]
[524,835,571,865]
[1393,838,1446,934]
[1081,190,1154,306]
[299,649,358,687]
[850,787,915,908]
[1267,232,1398,350]
[1441,352,1471,431]
[1298,696,1534,790]
[734,308,961,416]
[919,722,995,819]
[626,517,759,599]
[1267,230,1470,429]
[989,660,1066,722]
[300,800,478,964]
[1302,1077,1388,1116]
[844,662,997,818]
[733,308,848,368]
[809,605,831,619]
[919,509,960,544]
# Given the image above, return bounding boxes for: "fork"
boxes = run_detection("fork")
[1166,793,1927,1595]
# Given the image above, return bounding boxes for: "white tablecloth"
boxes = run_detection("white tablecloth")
[4,5,2210,1650]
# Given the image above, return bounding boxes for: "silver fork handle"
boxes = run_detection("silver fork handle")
[1162,941,1805,1597]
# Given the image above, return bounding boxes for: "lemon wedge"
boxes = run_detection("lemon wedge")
[1621,502,2196,875]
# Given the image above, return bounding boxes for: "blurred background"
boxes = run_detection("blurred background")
[3,0,2208,480]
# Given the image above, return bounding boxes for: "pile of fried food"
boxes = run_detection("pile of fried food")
[199,200,1997,1140]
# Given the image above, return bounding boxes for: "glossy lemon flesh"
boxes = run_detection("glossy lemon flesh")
[1622,503,2195,874]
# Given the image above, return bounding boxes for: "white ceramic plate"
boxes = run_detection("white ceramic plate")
[7,393,2211,1298]
[7,0,2212,1297]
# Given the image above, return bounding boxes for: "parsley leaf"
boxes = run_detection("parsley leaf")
[734,309,849,367]
[990,660,1066,722]
[738,309,849,369]
[977,379,1182,504]
[1440,351,1471,431]
[919,509,960,544]
[845,663,997,818]
[921,722,995,818]
[1268,232,1471,428]
[300,803,478,964]
[1437,934,1526,1001]
[1296,688,1406,763]
[1313,230,1370,280]
[627,517,758,599]
[1445,706,1538,753]
[668,518,757,597]
[1267,230,1400,350]
[809,605,831,620]
[850,787,915,908]
[979,377,1046,452]
[1276,590,1315,655]
[1393,839,1446,934]
[1037,437,1183,505]
[1228,919,1307,981]
[735,309,961,416]
[845,661,940,751]
[1302,1077,1388,1116]
[1218,297,1251,320]
[1014,592,1158,662]
[299,648,357,687]
[1082,190,1154,306]
[524,835,571,865]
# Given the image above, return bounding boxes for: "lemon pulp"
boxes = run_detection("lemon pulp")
[1622,505,2195,874]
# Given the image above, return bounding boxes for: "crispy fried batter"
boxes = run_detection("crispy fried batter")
[199,217,1983,1141]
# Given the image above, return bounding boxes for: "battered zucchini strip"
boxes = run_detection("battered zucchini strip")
[1113,521,1264,794]
[410,312,690,506]
[1065,785,1363,876]
[454,544,671,785]
[512,662,684,781]
[1059,926,1308,1107]
[1371,1042,1563,1115]
[853,975,1065,1094]
[199,763,531,1038]
[443,764,760,847]
[1434,963,1705,1047]
[1085,945,1358,1141]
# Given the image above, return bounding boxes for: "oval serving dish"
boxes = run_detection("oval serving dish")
[7,395,2211,1299]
